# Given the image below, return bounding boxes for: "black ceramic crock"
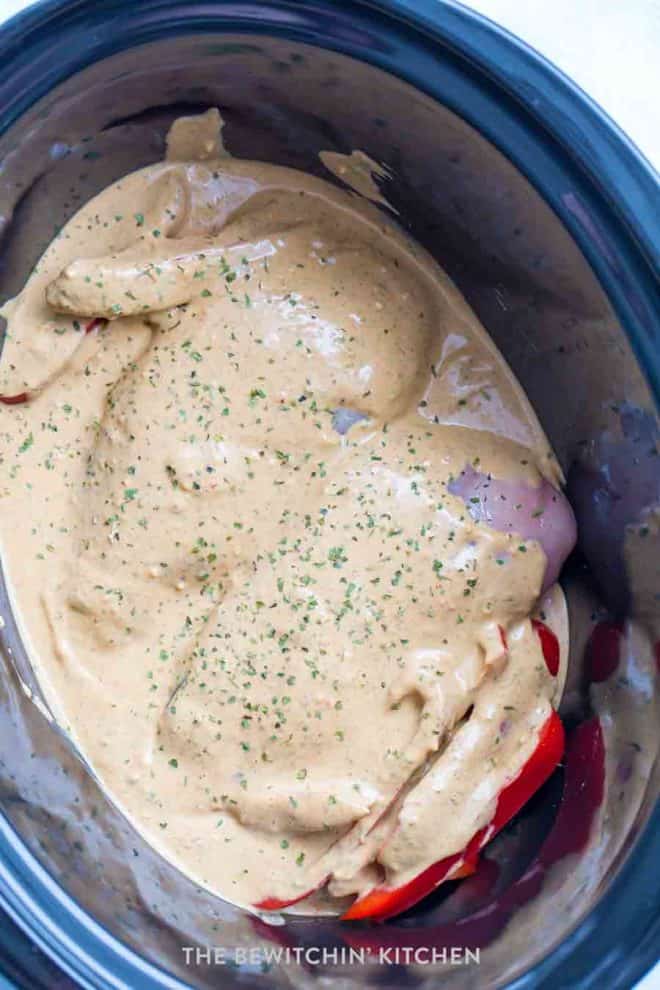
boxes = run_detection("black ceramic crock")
[0,2,657,989]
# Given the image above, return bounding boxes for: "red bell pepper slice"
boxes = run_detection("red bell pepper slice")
[341,709,564,922]
[343,717,604,956]
[538,716,604,867]
[487,710,564,833]
[531,619,559,676]
[340,851,474,922]
[586,620,623,682]
[254,875,329,912]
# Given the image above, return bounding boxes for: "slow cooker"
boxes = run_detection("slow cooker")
[0,1,657,988]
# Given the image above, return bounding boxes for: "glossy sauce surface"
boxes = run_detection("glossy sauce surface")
[0,111,570,911]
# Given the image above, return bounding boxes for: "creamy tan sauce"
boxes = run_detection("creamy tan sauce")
[0,112,567,911]
[318,150,396,211]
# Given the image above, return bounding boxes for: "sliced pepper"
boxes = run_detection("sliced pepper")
[341,709,564,922]
[586,620,623,682]
[343,717,604,955]
[531,619,559,676]
[255,875,329,912]
[340,850,474,923]
[0,393,28,405]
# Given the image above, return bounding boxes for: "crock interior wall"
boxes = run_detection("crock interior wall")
[0,34,657,990]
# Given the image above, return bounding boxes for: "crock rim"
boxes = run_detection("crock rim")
[0,2,657,988]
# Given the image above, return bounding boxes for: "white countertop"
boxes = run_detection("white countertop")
[0,1,657,987]
[466,0,659,170]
